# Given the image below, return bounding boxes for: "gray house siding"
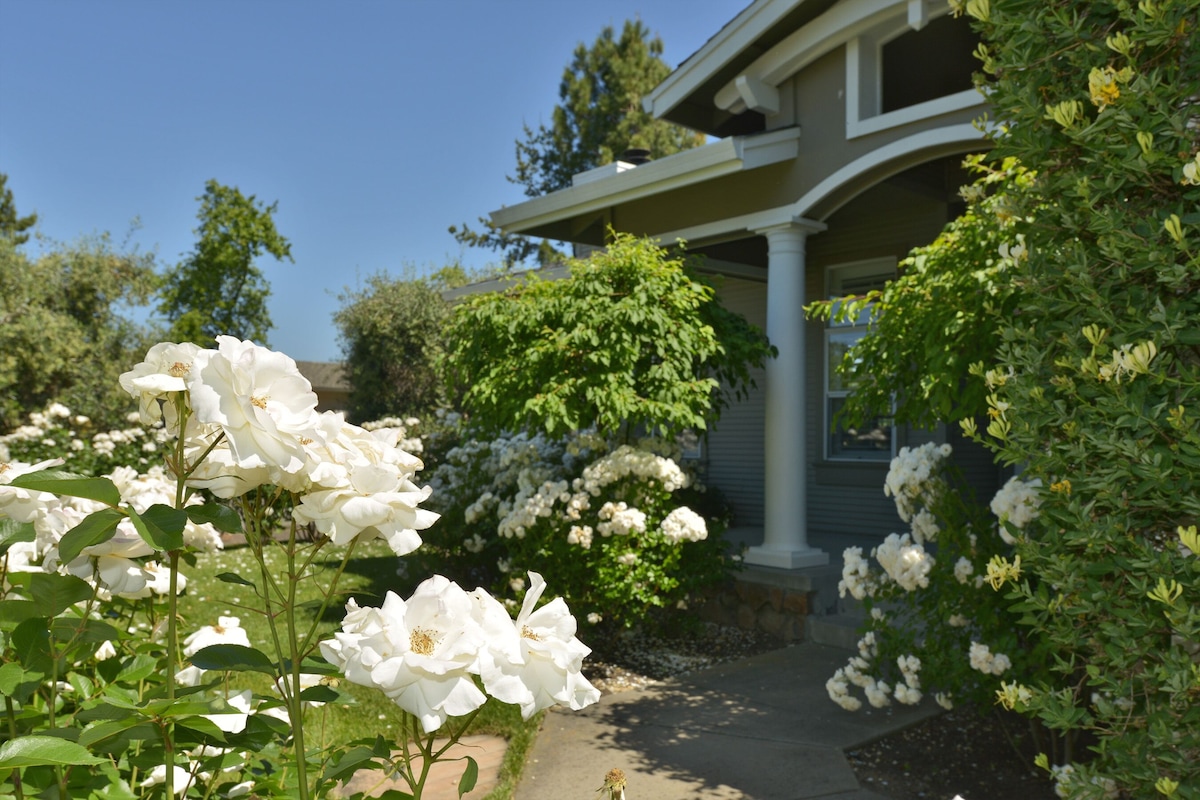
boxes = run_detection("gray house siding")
[706,277,768,528]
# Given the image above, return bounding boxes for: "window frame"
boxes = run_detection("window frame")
[823,258,897,462]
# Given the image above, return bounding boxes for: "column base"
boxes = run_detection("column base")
[744,545,830,570]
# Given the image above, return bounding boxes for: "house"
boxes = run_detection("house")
[295,361,350,414]
[488,0,1006,631]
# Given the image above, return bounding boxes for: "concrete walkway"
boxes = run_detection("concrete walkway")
[515,642,941,800]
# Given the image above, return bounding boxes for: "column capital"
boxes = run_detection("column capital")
[753,217,826,239]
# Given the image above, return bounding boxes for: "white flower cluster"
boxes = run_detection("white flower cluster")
[574,445,690,495]
[1,457,222,599]
[893,654,923,705]
[1050,764,1119,800]
[953,556,975,585]
[968,641,1012,676]
[320,572,599,731]
[873,533,935,592]
[827,632,896,710]
[596,501,647,537]
[566,525,594,549]
[883,442,952,523]
[117,338,439,557]
[990,476,1043,544]
[658,506,707,544]
[838,546,877,600]
[497,479,571,539]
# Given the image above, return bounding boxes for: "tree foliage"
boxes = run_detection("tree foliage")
[451,19,706,267]
[0,172,38,246]
[807,156,1034,429]
[333,270,458,423]
[158,180,291,346]
[442,232,774,439]
[0,234,158,432]
[955,0,1199,794]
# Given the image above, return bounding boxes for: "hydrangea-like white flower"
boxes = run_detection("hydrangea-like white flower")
[320,576,487,733]
[990,476,1043,543]
[838,546,876,600]
[873,533,935,592]
[968,641,1012,675]
[659,506,707,544]
[472,571,600,719]
[884,443,951,522]
[596,501,646,537]
[186,336,320,476]
[119,341,204,424]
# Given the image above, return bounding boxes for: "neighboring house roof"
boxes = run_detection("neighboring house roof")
[295,361,348,393]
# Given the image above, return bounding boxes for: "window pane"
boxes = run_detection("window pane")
[829,397,892,460]
[828,330,864,393]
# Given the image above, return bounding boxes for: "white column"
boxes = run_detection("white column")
[745,221,829,569]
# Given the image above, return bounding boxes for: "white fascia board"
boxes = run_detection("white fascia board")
[490,127,801,234]
[642,0,804,119]
[715,0,908,112]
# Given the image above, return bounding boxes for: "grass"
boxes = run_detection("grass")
[173,536,539,799]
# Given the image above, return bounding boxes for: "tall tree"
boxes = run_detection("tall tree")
[333,269,460,423]
[158,180,292,345]
[451,19,706,267]
[0,234,158,432]
[0,173,38,246]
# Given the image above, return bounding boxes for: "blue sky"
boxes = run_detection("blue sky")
[1,0,746,362]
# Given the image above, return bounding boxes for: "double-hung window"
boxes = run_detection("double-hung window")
[825,260,895,460]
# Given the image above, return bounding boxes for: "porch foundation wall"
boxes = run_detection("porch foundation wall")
[700,572,816,642]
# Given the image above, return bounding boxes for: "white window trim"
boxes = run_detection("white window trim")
[844,9,984,140]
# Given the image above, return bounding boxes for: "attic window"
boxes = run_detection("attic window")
[845,7,983,139]
[881,14,978,113]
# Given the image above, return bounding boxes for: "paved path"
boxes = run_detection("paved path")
[515,642,941,800]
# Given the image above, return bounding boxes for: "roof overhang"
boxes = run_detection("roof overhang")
[489,126,801,238]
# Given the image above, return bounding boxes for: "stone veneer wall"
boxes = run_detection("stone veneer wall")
[700,573,815,642]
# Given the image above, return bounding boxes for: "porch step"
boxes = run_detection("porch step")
[805,612,866,651]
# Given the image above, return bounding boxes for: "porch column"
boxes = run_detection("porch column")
[745,220,829,569]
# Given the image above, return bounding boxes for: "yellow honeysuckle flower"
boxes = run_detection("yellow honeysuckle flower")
[1136,131,1154,156]
[995,681,1032,711]
[1147,578,1183,606]
[1182,153,1200,186]
[1179,525,1200,556]
[1164,214,1184,244]
[965,0,989,21]
[1050,479,1071,495]
[1046,100,1084,129]
[1089,67,1123,111]
[1106,31,1132,56]
[1082,324,1108,347]
[986,555,1021,590]
[1156,777,1180,797]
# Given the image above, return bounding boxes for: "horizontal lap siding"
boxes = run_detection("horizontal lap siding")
[707,277,767,527]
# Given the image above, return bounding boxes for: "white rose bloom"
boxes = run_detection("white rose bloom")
[321,577,488,733]
[184,617,252,658]
[293,462,438,556]
[472,572,600,719]
[0,458,64,523]
[186,336,319,476]
[119,341,204,424]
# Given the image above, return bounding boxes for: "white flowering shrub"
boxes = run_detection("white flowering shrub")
[425,424,732,630]
[0,402,172,476]
[0,337,599,799]
[828,443,1048,714]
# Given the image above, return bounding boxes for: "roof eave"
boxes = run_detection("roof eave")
[489,127,801,237]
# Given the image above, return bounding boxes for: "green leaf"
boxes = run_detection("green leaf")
[458,755,479,798]
[0,598,42,627]
[127,503,186,552]
[298,684,341,704]
[322,745,378,782]
[0,735,106,768]
[189,643,276,675]
[0,661,28,695]
[0,517,35,555]
[30,572,94,616]
[216,572,257,588]
[58,507,124,564]
[8,470,121,507]
[186,503,242,534]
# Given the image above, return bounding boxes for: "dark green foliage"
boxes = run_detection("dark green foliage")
[0,234,158,433]
[442,232,774,438]
[0,173,38,246]
[158,180,291,346]
[333,272,452,422]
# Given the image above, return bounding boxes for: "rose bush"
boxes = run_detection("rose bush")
[0,337,599,799]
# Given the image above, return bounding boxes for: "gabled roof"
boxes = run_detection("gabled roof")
[644,0,838,137]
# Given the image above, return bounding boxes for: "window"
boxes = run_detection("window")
[825,260,895,461]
